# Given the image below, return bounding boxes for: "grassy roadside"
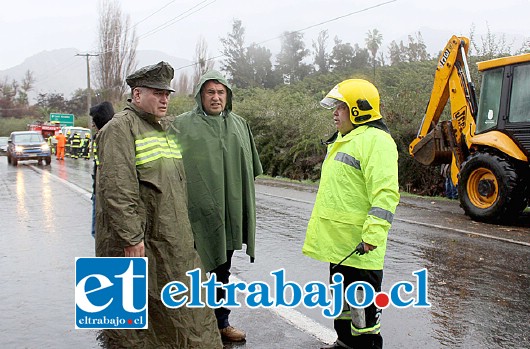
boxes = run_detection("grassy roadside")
[257,174,453,202]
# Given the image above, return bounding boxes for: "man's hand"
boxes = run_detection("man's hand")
[124,240,145,257]
[353,241,377,255]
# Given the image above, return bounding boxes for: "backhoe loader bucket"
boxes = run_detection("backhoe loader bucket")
[411,124,452,166]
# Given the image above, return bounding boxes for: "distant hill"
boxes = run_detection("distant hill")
[0,49,193,104]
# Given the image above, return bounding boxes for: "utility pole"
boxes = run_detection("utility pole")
[76,53,99,130]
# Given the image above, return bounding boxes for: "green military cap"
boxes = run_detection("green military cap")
[126,61,175,92]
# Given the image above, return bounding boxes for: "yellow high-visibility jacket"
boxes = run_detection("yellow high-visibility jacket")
[303,125,400,270]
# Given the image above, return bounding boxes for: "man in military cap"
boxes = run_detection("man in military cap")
[95,62,222,348]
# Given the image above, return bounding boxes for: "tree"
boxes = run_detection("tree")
[220,19,252,88]
[68,89,89,116]
[220,19,274,88]
[469,24,513,59]
[329,37,355,71]
[406,32,430,62]
[247,43,274,88]
[36,93,68,113]
[312,30,330,73]
[387,32,430,65]
[388,40,407,65]
[192,36,215,86]
[16,70,35,106]
[517,38,530,54]
[365,29,383,81]
[95,0,138,103]
[276,31,311,84]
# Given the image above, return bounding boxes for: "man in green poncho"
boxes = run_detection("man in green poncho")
[168,70,263,342]
[95,62,222,348]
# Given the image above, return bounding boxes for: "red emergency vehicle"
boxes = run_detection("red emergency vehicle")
[28,121,62,139]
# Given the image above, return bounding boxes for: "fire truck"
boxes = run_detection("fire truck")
[28,121,62,139]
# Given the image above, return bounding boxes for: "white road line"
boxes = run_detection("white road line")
[257,191,530,247]
[395,218,530,247]
[30,165,92,202]
[231,275,336,344]
[256,190,314,204]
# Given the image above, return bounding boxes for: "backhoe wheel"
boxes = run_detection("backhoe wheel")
[458,152,528,223]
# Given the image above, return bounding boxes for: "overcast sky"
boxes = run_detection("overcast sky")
[1,0,529,71]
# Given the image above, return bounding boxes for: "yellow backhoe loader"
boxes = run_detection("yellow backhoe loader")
[409,35,530,223]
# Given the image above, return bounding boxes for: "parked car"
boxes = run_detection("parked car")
[7,131,51,166]
[0,136,8,155]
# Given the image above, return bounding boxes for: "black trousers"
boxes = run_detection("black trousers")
[210,249,235,329]
[330,263,384,349]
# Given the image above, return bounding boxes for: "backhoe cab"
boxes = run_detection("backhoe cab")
[409,35,530,223]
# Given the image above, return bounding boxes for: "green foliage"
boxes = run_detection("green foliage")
[234,87,333,180]
[168,95,196,116]
[377,60,445,194]
[0,116,34,136]
[229,59,448,194]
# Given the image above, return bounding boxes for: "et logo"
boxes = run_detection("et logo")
[75,257,148,329]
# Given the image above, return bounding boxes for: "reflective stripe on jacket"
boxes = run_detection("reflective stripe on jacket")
[303,125,400,270]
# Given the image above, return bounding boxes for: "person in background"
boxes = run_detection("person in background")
[168,70,263,343]
[95,61,222,348]
[55,130,67,160]
[303,79,400,349]
[81,133,91,160]
[47,134,56,155]
[89,101,114,238]
[65,130,72,156]
[70,132,82,159]
[441,164,458,199]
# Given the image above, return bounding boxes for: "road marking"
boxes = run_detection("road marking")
[257,191,530,247]
[231,275,336,344]
[257,190,314,204]
[395,218,530,247]
[30,165,92,202]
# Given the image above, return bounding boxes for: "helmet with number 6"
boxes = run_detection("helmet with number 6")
[320,79,382,125]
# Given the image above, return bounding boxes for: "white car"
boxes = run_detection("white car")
[61,126,91,139]
[0,136,8,154]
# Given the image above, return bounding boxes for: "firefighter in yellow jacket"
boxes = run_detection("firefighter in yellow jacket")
[303,79,399,349]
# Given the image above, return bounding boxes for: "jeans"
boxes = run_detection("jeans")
[445,178,458,199]
[210,250,234,329]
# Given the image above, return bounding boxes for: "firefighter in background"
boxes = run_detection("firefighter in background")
[81,133,91,159]
[70,132,82,159]
[55,130,67,160]
[47,135,56,155]
[65,130,72,156]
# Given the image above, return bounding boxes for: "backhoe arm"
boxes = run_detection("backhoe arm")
[409,35,478,174]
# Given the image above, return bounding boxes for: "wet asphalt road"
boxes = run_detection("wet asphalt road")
[0,156,528,349]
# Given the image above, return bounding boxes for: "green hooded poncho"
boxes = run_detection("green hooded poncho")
[169,70,263,272]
